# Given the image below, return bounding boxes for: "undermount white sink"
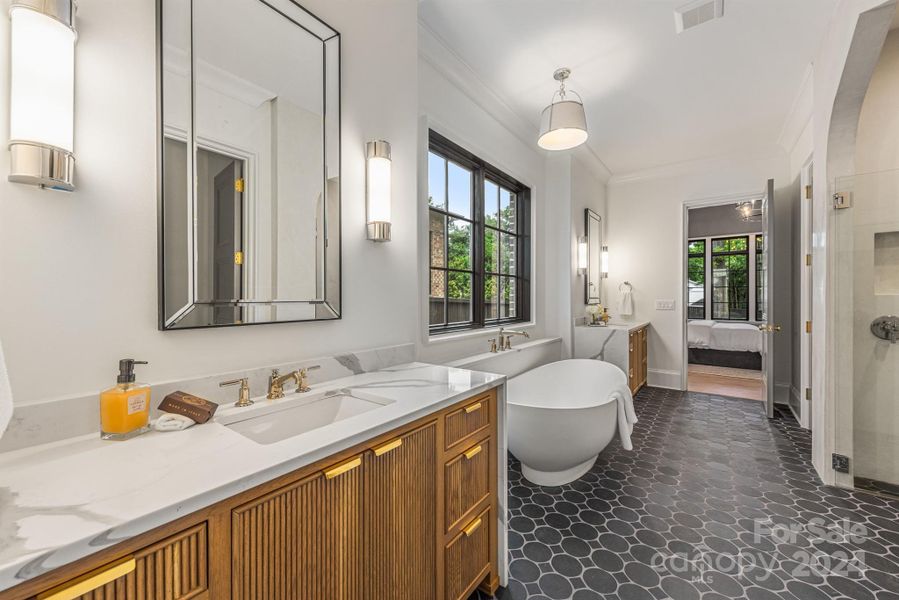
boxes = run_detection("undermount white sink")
[220,390,394,445]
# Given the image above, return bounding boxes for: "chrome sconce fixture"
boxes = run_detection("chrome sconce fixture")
[600,245,609,279]
[365,140,391,242]
[538,68,589,151]
[8,0,77,191]
[577,236,588,274]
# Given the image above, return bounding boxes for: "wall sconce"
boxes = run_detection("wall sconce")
[577,236,588,274]
[365,140,391,242]
[600,245,609,279]
[8,0,77,191]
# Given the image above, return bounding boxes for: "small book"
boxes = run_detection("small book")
[158,391,218,424]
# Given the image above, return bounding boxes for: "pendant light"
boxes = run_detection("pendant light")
[538,68,589,151]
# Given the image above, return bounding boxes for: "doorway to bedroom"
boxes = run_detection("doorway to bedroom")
[684,199,769,403]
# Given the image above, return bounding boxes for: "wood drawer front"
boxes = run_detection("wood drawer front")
[35,524,208,600]
[444,508,491,600]
[444,439,490,533]
[444,394,491,451]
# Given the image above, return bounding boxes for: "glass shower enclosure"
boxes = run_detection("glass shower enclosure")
[834,168,899,496]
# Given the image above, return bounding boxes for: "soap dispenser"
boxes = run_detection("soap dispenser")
[100,359,151,440]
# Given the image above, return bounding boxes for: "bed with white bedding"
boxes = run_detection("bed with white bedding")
[688,320,762,369]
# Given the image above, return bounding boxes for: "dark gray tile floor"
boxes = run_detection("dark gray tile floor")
[470,386,899,600]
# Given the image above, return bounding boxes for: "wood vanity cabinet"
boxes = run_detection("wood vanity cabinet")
[6,390,498,600]
[628,326,649,394]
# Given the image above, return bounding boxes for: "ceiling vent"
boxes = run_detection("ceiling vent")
[675,0,724,33]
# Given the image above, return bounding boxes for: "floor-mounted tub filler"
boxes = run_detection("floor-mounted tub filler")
[507,359,636,486]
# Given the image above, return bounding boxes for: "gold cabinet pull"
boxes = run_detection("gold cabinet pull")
[373,438,403,457]
[463,517,483,537]
[464,401,482,414]
[324,457,362,479]
[464,444,482,460]
[38,557,135,600]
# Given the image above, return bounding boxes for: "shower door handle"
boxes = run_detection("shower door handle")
[871,316,899,344]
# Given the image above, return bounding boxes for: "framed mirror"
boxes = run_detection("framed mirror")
[585,209,602,305]
[157,0,340,330]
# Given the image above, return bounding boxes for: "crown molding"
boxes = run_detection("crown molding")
[776,64,814,157]
[418,21,612,183]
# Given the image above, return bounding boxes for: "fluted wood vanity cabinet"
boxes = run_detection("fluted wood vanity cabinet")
[628,326,649,394]
[5,390,498,600]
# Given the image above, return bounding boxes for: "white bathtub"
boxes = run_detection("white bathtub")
[508,359,626,486]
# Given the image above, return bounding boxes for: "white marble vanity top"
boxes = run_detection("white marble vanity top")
[578,320,650,332]
[0,362,505,592]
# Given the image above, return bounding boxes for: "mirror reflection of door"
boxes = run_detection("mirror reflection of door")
[209,154,244,324]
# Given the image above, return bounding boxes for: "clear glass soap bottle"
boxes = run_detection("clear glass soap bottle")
[100,359,151,440]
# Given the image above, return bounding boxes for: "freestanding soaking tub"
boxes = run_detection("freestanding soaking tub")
[507,359,629,486]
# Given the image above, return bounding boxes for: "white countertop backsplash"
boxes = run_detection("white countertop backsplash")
[0,362,505,593]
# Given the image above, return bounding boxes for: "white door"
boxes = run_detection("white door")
[759,179,778,418]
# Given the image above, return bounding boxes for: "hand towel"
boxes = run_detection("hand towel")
[618,289,634,317]
[153,413,197,432]
[612,385,638,451]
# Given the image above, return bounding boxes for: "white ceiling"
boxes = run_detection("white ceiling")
[418,0,839,175]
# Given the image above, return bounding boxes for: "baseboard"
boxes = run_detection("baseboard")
[774,382,791,406]
[648,369,682,390]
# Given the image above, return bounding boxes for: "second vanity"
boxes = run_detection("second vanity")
[0,363,506,600]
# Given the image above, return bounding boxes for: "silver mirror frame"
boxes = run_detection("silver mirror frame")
[155,0,341,330]
[585,208,602,305]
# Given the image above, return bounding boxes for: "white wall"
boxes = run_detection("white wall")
[571,157,608,322]
[0,0,421,406]
[416,53,570,364]
[606,151,790,390]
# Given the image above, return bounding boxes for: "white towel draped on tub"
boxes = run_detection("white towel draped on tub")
[612,384,638,450]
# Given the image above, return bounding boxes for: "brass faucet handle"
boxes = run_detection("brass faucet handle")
[296,365,321,393]
[220,378,253,407]
[488,338,498,353]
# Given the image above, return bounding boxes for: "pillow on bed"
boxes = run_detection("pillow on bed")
[687,320,715,348]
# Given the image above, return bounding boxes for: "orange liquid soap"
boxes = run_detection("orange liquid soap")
[100,359,151,440]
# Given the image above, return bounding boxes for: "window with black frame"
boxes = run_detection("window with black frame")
[427,131,530,334]
[711,236,749,320]
[687,240,706,320]
[756,235,766,321]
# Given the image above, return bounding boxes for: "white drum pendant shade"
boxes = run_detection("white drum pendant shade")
[538,99,589,151]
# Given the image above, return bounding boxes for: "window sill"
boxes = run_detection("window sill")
[426,321,537,345]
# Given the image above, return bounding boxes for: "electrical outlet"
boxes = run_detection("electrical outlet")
[832,453,850,473]
[655,299,676,311]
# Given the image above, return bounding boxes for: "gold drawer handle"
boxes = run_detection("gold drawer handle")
[324,457,362,479]
[38,557,136,600]
[463,517,483,537]
[373,438,403,456]
[464,444,482,460]
[464,401,483,414]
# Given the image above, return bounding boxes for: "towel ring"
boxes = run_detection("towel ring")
[619,281,633,293]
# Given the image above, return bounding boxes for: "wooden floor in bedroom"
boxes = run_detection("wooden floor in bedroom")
[687,364,764,401]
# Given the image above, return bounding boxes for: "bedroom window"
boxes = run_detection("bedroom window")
[428,131,531,334]
[756,235,766,321]
[711,236,749,321]
[687,240,706,320]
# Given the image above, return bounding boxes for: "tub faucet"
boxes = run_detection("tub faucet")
[499,328,530,351]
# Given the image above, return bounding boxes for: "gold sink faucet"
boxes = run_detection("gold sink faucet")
[267,365,321,399]
[498,327,530,351]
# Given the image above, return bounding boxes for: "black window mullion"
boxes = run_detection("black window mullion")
[473,168,485,328]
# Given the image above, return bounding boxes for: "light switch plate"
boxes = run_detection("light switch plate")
[655,299,676,311]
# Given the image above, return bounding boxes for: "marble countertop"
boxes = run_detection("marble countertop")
[577,320,650,331]
[0,363,505,593]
